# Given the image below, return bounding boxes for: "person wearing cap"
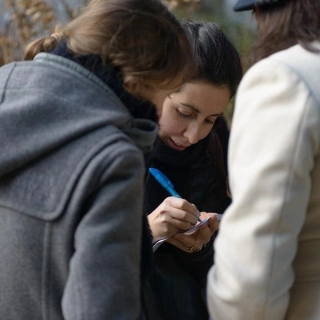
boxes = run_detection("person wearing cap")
[207,1,320,320]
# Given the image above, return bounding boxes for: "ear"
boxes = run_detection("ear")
[123,80,138,96]
[124,80,152,103]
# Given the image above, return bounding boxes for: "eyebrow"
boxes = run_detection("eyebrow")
[180,102,223,117]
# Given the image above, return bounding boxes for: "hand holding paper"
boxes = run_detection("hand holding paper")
[148,168,221,252]
[167,212,220,253]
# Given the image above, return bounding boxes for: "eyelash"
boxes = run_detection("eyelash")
[176,109,218,125]
[176,109,192,119]
[205,118,215,125]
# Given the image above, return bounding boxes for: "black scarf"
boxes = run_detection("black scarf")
[49,41,158,123]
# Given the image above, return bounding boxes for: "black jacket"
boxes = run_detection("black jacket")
[143,131,231,320]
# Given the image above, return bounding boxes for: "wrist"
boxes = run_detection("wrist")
[147,215,162,243]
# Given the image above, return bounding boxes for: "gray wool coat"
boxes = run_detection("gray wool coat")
[0,53,158,320]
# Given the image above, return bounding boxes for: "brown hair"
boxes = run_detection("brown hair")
[253,0,320,62]
[24,0,196,97]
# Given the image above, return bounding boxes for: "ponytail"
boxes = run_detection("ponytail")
[24,32,63,60]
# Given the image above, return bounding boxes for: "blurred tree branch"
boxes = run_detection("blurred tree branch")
[0,0,201,65]
[0,0,89,65]
[0,0,255,124]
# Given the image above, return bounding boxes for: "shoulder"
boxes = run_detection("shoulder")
[236,45,320,116]
[236,43,320,119]
[97,126,145,164]
[242,43,320,92]
[231,44,320,176]
[66,125,146,182]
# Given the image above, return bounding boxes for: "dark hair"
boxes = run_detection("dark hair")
[24,0,196,98]
[182,20,243,98]
[253,0,320,61]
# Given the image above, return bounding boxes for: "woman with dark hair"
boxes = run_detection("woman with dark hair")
[207,1,320,320]
[143,21,242,320]
[0,0,195,319]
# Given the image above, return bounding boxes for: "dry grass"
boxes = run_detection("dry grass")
[0,0,88,65]
[0,0,199,67]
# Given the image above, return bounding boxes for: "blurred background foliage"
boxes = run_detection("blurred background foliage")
[0,0,257,121]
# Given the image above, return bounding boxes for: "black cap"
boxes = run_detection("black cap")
[233,0,256,11]
[233,0,283,12]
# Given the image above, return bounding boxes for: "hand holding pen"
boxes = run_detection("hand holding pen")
[148,168,202,243]
[149,167,222,221]
[148,168,220,252]
[149,168,202,222]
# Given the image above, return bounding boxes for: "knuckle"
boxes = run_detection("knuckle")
[163,197,172,204]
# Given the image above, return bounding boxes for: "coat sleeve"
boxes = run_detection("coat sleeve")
[62,140,145,320]
[207,58,320,320]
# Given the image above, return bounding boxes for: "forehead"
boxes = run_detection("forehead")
[170,82,230,116]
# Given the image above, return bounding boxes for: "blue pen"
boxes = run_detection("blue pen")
[149,167,201,222]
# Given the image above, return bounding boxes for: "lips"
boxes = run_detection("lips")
[168,137,190,151]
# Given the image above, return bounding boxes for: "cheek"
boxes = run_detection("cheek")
[158,116,183,138]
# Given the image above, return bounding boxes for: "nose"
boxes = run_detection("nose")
[183,123,201,145]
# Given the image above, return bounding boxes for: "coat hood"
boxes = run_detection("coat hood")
[0,53,158,177]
